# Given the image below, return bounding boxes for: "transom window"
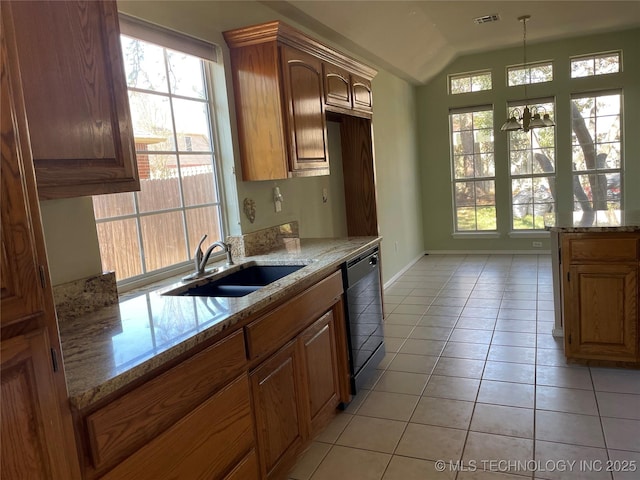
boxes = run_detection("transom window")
[450,107,496,231]
[93,30,224,284]
[571,91,623,226]
[571,52,621,78]
[508,61,553,86]
[449,71,492,94]
[508,99,556,230]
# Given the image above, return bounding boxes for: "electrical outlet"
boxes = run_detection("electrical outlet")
[532,241,542,247]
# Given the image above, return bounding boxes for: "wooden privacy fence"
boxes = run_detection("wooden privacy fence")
[94,171,221,281]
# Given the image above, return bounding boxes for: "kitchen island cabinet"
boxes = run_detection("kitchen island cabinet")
[552,228,640,365]
[5,0,139,199]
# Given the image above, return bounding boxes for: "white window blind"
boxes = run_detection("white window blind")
[118,14,217,63]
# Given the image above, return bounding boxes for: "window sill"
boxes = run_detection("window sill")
[452,232,501,239]
[508,231,550,239]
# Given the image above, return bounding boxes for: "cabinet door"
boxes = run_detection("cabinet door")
[6,0,138,199]
[250,339,305,479]
[280,45,329,177]
[351,74,373,114]
[323,63,351,110]
[1,29,44,327]
[1,329,71,479]
[564,264,638,361]
[299,310,340,433]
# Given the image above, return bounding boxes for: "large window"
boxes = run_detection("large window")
[508,99,556,230]
[93,28,224,283]
[450,107,496,231]
[571,92,623,226]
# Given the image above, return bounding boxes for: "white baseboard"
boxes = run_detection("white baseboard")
[425,249,551,255]
[384,251,427,289]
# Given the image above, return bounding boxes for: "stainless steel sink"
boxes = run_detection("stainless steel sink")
[163,264,305,297]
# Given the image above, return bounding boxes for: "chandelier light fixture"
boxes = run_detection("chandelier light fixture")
[501,15,555,133]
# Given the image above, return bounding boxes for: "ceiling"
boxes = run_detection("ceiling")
[263,1,640,84]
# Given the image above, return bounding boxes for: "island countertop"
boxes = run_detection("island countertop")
[548,210,640,233]
[59,237,381,410]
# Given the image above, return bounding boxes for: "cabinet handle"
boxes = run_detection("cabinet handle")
[51,348,59,372]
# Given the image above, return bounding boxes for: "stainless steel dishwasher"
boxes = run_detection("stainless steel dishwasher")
[342,246,385,394]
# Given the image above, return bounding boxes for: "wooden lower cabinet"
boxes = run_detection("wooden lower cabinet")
[299,311,341,432]
[251,306,343,479]
[101,374,255,480]
[250,340,305,479]
[0,329,72,479]
[564,263,638,362]
[560,232,640,364]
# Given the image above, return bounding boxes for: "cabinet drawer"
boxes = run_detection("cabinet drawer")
[566,236,639,263]
[86,330,246,470]
[246,271,343,360]
[101,374,254,479]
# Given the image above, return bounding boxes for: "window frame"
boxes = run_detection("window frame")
[448,70,493,95]
[507,60,554,87]
[507,97,557,231]
[93,21,228,290]
[449,105,497,233]
[570,51,622,78]
[570,90,624,226]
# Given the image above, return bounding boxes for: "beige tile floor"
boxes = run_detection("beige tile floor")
[288,254,640,480]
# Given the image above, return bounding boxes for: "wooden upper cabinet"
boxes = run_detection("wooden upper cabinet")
[5,0,139,199]
[323,63,351,110]
[224,20,376,181]
[281,46,329,176]
[351,74,373,114]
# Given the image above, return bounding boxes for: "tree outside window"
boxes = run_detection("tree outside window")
[508,100,556,230]
[450,107,496,231]
[571,92,622,226]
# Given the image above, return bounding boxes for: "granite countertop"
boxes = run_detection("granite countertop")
[59,237,380,411]
[548,210,640,233]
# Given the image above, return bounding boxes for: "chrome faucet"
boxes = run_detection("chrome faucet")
[184,235,234,281]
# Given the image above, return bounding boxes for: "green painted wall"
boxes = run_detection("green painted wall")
[418,28,640,252]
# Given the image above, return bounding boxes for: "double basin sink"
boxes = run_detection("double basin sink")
[162,263,305,298]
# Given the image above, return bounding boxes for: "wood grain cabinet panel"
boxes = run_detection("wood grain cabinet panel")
[85,330,247,472]
[0,330,71,479]
[1,18,80,478]
[101,374,254,480]
[224,21,376,181]
[281,45,329,176]
[299,311,341,432]
[250,340,305,479]
[323,63,352,110]
[6,0,139,199]
[245,270,343,361]
[564,263,638,361]
[1,30,44,327]
[561,233,640,364]
[351,74,373,114]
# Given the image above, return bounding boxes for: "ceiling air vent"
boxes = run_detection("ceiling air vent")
[473,14,500,25]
